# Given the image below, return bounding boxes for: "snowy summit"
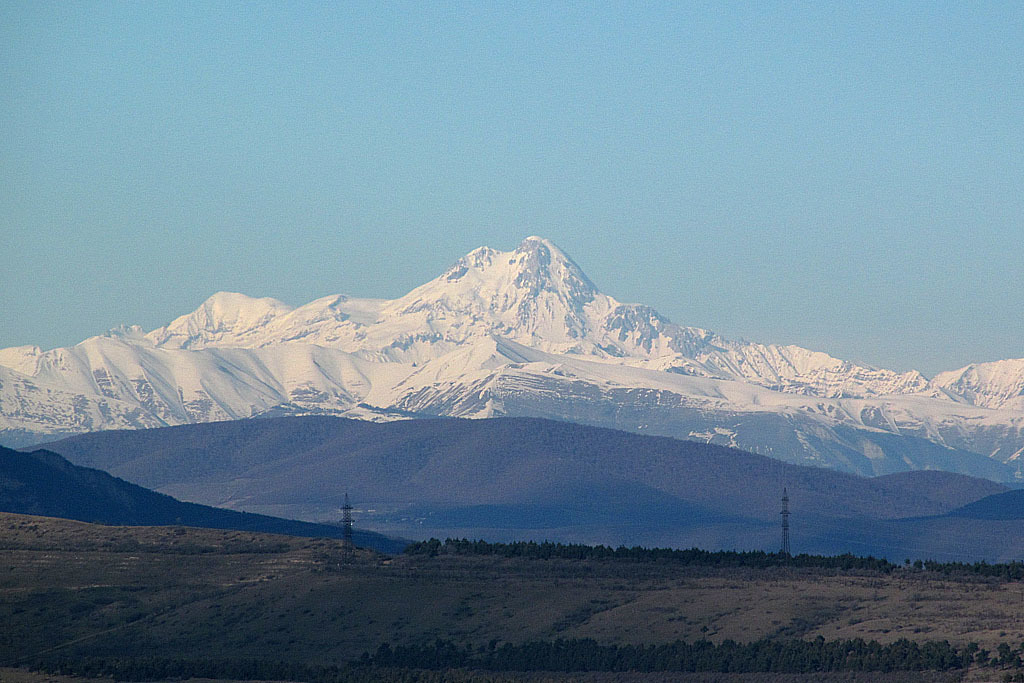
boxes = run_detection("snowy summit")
[1,237,1023,480]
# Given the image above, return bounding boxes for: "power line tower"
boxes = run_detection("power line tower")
[780,488,791,557]
[341,492,354,549]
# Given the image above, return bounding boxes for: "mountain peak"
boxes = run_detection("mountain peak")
[4,238,1024,481]
[146,292,294,349]
[514,235,577,265]
[516,235,558,250]
[932,358,1024,410]
[433,237,595,299]
[379,237,603,355]
[200,291,292,315]
[0,344,43,375]
[507,236,596,301]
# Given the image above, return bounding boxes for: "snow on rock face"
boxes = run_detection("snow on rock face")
[0,345,43,376]
[0,236,991,407]
[381,236,600,353]
[0,364,169,437]
[1,332,397,440]
[147,292,295,349]
[145,291,390,354]
[933,359,1024,410]
[690,343,935,399]
[126,235,922,401]
[603,304,677,355]
[2,235,1023,474]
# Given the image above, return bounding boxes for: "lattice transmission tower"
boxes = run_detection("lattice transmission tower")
[342,492,354,548]
[780,488,791,556]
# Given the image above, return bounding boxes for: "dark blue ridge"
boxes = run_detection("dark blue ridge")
[0,444,407,553]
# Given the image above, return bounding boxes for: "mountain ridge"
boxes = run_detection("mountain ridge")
[2,236,1023,478]
[39,415,1022,561]
[0,444,405,552]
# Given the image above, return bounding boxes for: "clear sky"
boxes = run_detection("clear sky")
[2,2,1022,377]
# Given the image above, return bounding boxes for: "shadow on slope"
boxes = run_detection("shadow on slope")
[41,416,1007,522]
[946,488,1024,520]
[35,416,1020,561]
[0,445,406,553]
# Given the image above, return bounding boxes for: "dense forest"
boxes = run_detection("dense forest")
[29,636,1024,680]
[406,538,1024,579]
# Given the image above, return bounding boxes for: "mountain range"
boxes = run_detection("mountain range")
[3,236,1023,480]
[39,415,1024,562]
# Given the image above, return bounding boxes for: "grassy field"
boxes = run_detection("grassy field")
[1,512,1022,681]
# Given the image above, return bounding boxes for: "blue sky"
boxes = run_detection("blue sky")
[2,2,1022,376]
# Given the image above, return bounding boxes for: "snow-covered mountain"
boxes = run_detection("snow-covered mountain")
[3,236,1024,479]
[932,360,1024,412]
[137,237,939,397]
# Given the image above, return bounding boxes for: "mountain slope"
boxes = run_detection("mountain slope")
[932,359,1024,411]
[41,415,1019,561]
[137,237,943,397]
[0,444,405,552]
[3,236,1024,479]
[43,415,1004,521]
[946,489,1024,520]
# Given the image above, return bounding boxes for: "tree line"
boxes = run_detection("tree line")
[28,636,1024,679]
[367,636,970,673]
[405,538,1024,579]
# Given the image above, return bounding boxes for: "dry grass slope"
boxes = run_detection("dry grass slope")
[2,511,1023,683]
